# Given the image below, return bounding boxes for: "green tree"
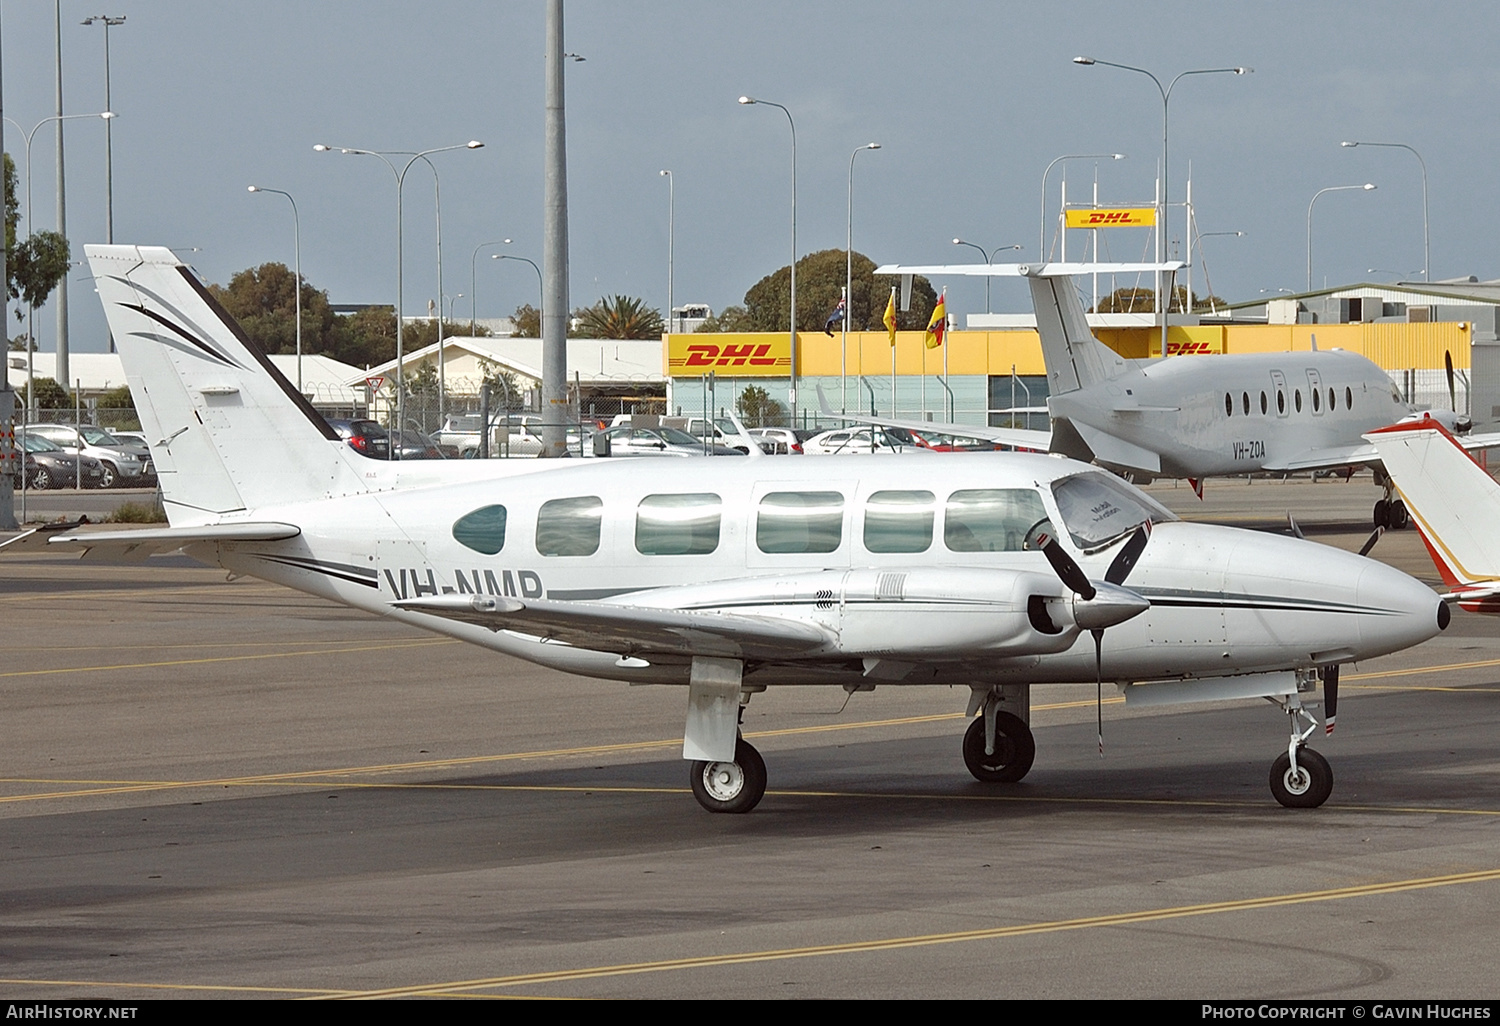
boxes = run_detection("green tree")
[404,362,440,399]
[574,295,664,339]
[401,318,490,350]
[98,384,140,431]
[693,305,755,333]
[511,303,540,338]
[743,249,936,333]
[735,384,782,427]
[327,306,397,367]
[478,360,523,409]
[208,262,338,356]
[18,376,68,411]
[5,153,70,316]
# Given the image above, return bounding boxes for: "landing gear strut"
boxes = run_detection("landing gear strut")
[689,737,767,814]
[962,686,1035,783]
[1268,688,1334,808]
[1373,473,1408,531]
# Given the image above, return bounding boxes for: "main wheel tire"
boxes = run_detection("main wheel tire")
[1269,747,1333,808]
[98,462,118,489]
[1388,499,1409,530]
[1373,499,1389,529]
[689,739,767,814]
[31,467,54,490]
[962,712,1036,783]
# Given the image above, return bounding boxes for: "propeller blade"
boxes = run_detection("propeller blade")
[1446,350,1457,413]
[1093,628,1105,756]
[1105,525,1150,585]
[1324,663,1339,735]
[1038,533,1095,601]
[1286,513,1304,540]
[1358,525,1385,557]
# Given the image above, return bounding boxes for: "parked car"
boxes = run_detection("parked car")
[801,425,933,455]
[326,418,391,460]
[22,423,156,488]
[746,427,805,454]
[590,424,744,458]
[389,429,447,460]
[12,434,106,489]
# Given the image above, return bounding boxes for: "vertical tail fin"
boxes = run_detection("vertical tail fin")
[87,245,369,524]
[1367,420,1500,587]
[1027,274,1128,394]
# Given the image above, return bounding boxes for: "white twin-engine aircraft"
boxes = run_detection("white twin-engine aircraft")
[864,262,1500,528]
[4,247,1449,814]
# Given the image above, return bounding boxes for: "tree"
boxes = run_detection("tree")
[98,385,140,431]
[328,306,397,367]
[511,303,540,338]
[742,249,936,333]
[402,318,490,349]
[479,360,523,409]
[6,153,70,315]
[208,262,338,356]
[404,361,440,399]
[735,384,782,427]
[574,295,664,339]
[693,305,755,333]
[1093,284,1207,314]
[18,376,68,411]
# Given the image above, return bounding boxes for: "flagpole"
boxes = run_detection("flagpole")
[839,285,847,414]
[942,287,951,419]
[891,321,897,418]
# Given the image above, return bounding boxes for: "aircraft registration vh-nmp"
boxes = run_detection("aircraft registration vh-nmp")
[863,261,1500,529]
[2,246,1451,813]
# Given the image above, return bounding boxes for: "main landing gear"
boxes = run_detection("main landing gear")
[689,737,767,814]
[1373,471,1408,530]
[962,686,1036,783]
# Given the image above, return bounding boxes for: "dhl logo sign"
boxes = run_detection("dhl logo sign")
[667,337,792,377]
[1164,340,1218,356]
[1065,207,1156,228]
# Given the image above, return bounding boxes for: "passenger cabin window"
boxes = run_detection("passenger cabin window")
[1312,388,1321,412]
[1295,389,1303,413]
[635,493,721,555]
[1224,393,1233,417]
[452,504,507,555]
[1346,386,1353,409]
[1260,391,1268,414]
[863,490,935,553]
[944,489,1048,552]
[536,496,603,557]
[1242,392,1250,415]
[1329,388,1336,411]
[757,491,844,554]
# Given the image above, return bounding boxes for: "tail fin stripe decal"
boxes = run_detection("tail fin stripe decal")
[107,275,246,368]
[125,329,238,367]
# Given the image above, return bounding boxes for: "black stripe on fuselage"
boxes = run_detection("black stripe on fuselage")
[252,553,380,588]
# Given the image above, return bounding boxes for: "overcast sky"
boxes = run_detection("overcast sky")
[4,0,1498,357]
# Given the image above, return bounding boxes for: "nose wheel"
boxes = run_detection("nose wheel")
[1270,747,1333,808]
[689,738,767,814]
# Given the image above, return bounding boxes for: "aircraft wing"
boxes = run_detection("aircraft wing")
[1456,430,1500,454]
[871,261,1185,278]
[1261,443,1380,474]
[814,384,1051,451]
[0,521,301,563]
[396,594,836,660]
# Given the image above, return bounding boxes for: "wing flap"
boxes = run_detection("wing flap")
[396,594,835,659]
[1262,443,1379,474]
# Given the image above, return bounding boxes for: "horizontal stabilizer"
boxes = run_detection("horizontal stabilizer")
[397,593,834,659]
[1070,422,1161,474]
[0,521,300,563]
[873,261,1185,278]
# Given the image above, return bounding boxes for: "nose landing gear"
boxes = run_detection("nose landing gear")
[1269,687,1334,808]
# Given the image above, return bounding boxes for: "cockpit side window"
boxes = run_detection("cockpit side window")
[1050,472,1178,552]
[943,489,1049,552]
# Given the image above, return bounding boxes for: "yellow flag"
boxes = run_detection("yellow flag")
[883,287,897,346]
[924,291,947,349]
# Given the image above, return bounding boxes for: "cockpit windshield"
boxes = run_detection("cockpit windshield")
[1050,471,1178,552]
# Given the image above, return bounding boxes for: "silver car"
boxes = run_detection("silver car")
[592,424,743,457]
[23,423,157,488]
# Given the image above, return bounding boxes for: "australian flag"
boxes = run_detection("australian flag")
[823,295,846,336]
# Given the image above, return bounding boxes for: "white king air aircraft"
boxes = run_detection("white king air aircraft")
[863,262,1500,528]
[2,247,1450,814]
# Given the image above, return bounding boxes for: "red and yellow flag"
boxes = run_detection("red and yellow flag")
[883,287,897,346]
[924,290,947,349]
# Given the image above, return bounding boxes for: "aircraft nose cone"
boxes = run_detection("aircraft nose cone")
[1357,558,1445,656]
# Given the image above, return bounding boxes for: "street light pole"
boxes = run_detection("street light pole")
[740,96,797,425]
[471,238,511,336]
[952,239,1021,314]
[659,170,673,333]
[1038,152,1125,258]
[494,253,543,328]
[4,111,115,419]
[80,15,124,245]
[1073,58,1250,355]
[1308,184,1376,292]
[1342,141,1428,281]
[314,140,482,452]
[246,186,301,393]
[845,142,879,414]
